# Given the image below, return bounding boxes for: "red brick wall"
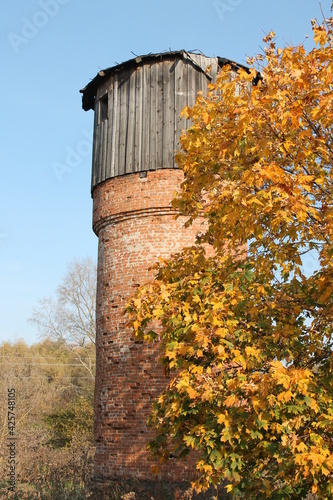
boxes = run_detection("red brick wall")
[93,169,205,481]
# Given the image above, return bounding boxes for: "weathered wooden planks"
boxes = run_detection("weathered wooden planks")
[91,52,222,190]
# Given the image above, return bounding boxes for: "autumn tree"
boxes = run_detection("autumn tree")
[127,15,333,499]
[0,339,95,497]
[30,257,97,380]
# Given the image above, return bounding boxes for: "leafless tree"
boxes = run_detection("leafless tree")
[30,257,97,380]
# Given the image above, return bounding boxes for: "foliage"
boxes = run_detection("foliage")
[127,15,333,499]
[45,395,94,449]
[0,258,97,497]
[0,339,95,498]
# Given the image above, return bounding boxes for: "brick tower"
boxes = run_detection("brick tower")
[80,51,240,496]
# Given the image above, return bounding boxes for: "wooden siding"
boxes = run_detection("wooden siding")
[91,54,220,190]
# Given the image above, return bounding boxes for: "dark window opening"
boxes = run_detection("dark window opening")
[100,94,108,122]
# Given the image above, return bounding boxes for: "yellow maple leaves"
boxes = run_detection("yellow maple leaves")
[126,12,333,499]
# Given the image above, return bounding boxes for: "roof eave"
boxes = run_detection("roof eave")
[80,51,250,112]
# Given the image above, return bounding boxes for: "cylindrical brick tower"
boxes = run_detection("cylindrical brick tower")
[80,51,240,496]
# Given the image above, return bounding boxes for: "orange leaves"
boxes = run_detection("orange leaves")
[269,361,291,389]
[263,30,276,43]
[180,105,193,119]
[187,386,200,400]
[224,394,238,408]
[294,447,333,481]
[313,25,329,46]
[277,390,293,403]
[245,346,261,361]
[296,441,308,453]
[126,12,333,499]
[269,362,314,403]
[202,112,211,126]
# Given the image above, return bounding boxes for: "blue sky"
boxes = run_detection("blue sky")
[1,0,330,344]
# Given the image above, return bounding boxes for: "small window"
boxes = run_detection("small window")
[99,94,108,122]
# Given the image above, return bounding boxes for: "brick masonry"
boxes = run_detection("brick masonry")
[93,169,207,484]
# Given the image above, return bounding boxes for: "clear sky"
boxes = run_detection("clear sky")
[1,0,330,344]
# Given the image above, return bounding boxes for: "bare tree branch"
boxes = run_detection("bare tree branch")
[29,257,97,381]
